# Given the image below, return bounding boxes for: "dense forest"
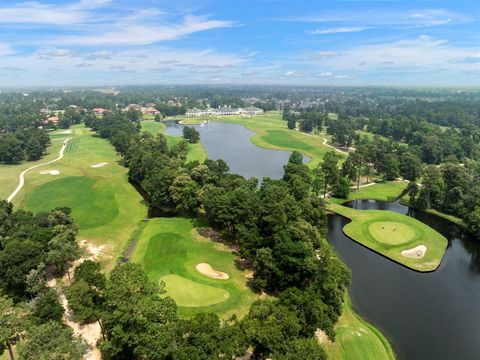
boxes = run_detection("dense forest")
[82,110,350,358]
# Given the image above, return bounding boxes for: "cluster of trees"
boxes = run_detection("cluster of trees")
[182,126,200,143]
[86,111,351,358]
[408,163,480,237]
[0,201,86,359]
[282,108,325,133]
[0,128,50,164]
[63,261,332,359]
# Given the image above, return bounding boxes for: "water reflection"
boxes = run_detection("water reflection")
[329,200,480,359]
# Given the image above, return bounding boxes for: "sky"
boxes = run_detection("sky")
[0,0,479,87]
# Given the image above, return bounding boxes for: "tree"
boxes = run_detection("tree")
[377,153,399,181]
[100,263,177,359]
[182,126,200,143]
[17,321,86,360]
[65,279,98,324]
[0,296,28,360]
[25,136,44,161]
[320,152,339,197]
[332,177,350,199]
[0,134,23,164]
[274,338,327,360]
[32,289,64,324]
[400,152,422,181]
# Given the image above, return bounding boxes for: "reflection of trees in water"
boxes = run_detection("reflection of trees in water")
[347,199,480,273]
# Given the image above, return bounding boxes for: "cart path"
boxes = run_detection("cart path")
[7,138,71,202]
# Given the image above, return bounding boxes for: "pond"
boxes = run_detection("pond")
[164,120,309,180]
[168,120,480,359]
[330,200,480,359]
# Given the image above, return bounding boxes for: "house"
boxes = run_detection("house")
[241,106,264,116]
[143,108,160,116]
[185,108,206,117]
[125,103,141,112]
[92,108,108,116]
[185,106,264,117]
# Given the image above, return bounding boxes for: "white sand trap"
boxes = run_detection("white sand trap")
[39,169,60,175]
[90,162,108,168]
[401,245,427,258]
[196,263,229,280]
[55,130,73,134]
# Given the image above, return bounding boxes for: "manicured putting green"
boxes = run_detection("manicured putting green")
[24,176,119,229]
[368,221,416,245]
[327,202,447,271]
[131,217,258,318]
[161,274,230,307]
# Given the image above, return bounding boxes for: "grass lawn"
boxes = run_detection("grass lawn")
[131,217,259,318]
[7,124,148,272]
[167,111,342,168]
[327,202,448,271]
[324,295,395,360]
[178,118,208,125]
[141,120,206,163]
[330,181,408,204]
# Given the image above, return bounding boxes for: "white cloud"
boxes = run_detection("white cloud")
[335,75,349,79]
[318,71,333,77]
[37,49,78,58]
[284,71,303,77]
[0,0,110,25]
[88,51,113,60]
[0,43,13,56]
[307,27,370,35]
[316,51,343,59]
[53,15,235,46]
[289,8,470,29]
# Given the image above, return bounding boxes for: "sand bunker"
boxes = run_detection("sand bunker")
[39,169,60,175]
[55,130,73,134]
[90,162,108,168]
[401,245,427,258]
[196,263,229,280]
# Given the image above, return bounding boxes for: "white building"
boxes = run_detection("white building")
[185,106,263,117]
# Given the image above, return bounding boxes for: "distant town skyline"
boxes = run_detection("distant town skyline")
[0,0,479,87]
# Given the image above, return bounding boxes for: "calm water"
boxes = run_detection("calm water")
[164,121,309,180]
[168,120,480,359]
[330,200,480,359]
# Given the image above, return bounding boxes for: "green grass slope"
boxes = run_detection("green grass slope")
[12,125,147,272]
[131,217,259,318]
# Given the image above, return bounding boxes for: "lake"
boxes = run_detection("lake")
[164,120,309,180]
[168,120,480,359]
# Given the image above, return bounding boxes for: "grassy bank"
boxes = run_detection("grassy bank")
[131,217,259,318]
[327,202,447,271]
[330,181,408,205]
[324,295,395,360]
[141,120,207,163]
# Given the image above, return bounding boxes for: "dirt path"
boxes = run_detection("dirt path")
[7,138,71,202]
[321,137,349,155]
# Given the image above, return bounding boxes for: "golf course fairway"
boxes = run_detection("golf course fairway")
[7,125,148,272]
[327,202,448,272]
[131,217,259,318]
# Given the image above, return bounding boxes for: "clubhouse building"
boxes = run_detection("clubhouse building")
[185,106,264,117]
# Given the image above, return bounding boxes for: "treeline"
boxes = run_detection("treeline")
[86,111,350,358]
[0,201,86,359]
[408,164,480,237]
[0,128,50,164]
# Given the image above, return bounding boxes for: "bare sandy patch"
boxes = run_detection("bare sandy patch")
[401,244,427,258]
[90,162,108,168]
[79,240,106,261]
[196,263,229,280]
[54,130,73,134]
[315,329,331,344]
[39,169,60,175]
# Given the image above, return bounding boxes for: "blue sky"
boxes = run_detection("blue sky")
[0,0,479,87]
